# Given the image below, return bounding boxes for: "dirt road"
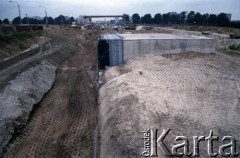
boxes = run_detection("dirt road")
[3,30,98,157]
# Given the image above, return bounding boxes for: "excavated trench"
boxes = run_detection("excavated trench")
[1,30,98,157]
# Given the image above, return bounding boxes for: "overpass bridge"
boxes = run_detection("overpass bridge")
[83,15,123,23]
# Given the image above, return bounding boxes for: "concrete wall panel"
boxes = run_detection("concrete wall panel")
[123,39,216,62]
[98,34,216,67]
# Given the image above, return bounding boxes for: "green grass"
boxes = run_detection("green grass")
[228,43,240,51]
[0,31,43,60]
[0,31,42,46]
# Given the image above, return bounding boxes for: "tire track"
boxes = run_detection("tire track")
[4,31,98,158]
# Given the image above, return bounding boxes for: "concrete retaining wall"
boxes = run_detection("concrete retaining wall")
[123,38,216,62]
[98,34,216,69]
[109,40,123,66]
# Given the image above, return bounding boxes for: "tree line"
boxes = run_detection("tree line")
[124,11,232,27]
[0,11,238,28]
[0,15,75,25]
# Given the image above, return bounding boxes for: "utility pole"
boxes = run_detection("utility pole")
[9,1,22,24]
[39,6,48,26]
[26,13,29,25]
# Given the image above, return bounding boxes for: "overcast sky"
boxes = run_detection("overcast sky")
[0,0,239,21]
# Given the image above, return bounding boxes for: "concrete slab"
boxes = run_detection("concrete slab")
[98,33,216,69]
[117,33,211,40]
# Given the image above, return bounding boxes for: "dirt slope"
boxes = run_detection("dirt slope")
[3,30,98,157]
[98,52,240,158]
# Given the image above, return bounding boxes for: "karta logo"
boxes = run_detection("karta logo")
[142,128,239,157]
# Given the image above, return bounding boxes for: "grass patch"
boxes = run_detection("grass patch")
[228,43,240,51]
[0,31,42,46]
[0,31,43,60]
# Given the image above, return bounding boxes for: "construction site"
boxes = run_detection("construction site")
[0,17,240,158]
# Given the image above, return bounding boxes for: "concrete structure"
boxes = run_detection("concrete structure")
[98,33,216,69]
[83,15,123,23]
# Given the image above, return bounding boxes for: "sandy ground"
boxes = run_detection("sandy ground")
[2,30,98,157]
[1,26,240,158]
[98,52,240,157]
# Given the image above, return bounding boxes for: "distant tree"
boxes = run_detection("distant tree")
[0,19,2,24]
[153,13,162,24]
[68,17,75,24]
[132,13,140,24]
[186,11,195,24]
[180,11,187,24]
[28,18,39,24]
[22,17,29,24]
[123,14,130,23]
[201,13,209,25]
[12,17,21,24]
[217,13,230,27]
[141,14,152,24]
[55,15,66,25]
[169,13,180,24]
[48,17,55,25]
[162,13,169,24]
[3,18,10,24]
[41,17,47,24]
[208,14,217,26]
[194,12,202,25]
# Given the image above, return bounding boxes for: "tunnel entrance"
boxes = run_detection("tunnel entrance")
[98,40,110,69]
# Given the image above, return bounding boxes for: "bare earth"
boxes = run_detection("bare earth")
[1,26,240,158]
[3,30,98,157]
[98,52,240,158]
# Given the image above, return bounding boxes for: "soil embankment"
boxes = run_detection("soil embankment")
[98,53,240,157]
[1,29,98,157]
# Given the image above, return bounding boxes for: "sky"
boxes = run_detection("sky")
[0,0,239,21]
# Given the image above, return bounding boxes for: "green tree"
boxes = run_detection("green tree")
[201,13,209,25]
[22,17,29,24]
[162,13,169,24]
[132,13,140,24]
[180,11,187,24]
[55,15,66,25]
[41,17,48,24]
[169,14,180,24]
[48,17,55,25]
[68,17,75,24]
[194,12,202,25]
[153,13,162,24]
[123,14,130,23]
[28,18,39,24]
[186,11,195,24]
[208,14,217,25]
[3,18,10,24]
[12,17,21,24]
[217,13,230,27]
[0,19,2,24]
[141,14,152,24]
